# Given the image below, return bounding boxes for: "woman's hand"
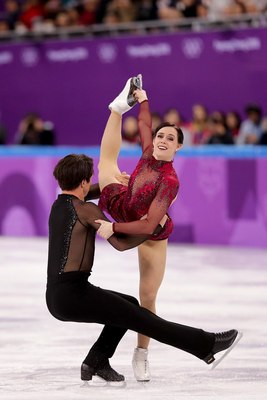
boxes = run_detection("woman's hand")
[134,89,148,103]
[115,171,130,186]
[140,213,168,227]
[95,220,114,239]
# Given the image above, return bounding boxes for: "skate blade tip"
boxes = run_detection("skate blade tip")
[211,331,244,370]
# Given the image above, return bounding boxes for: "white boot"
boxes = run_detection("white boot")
[109,74,142,115]
[132,347,150,382]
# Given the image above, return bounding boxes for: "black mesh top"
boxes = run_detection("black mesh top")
[47,192,150,283]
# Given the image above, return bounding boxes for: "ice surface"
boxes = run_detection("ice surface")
[0,237,266,400]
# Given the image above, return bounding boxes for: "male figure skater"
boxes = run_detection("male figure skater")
[46,153,241,383]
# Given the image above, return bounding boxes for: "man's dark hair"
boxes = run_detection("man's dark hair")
[154,122,184,144]
[53,154,94,190]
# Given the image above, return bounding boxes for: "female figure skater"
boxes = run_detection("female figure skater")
[46,153,240,384]
[96,75,184,381]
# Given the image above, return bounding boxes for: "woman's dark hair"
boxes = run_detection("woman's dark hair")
[154,122,184,144]
[53,154,94,190]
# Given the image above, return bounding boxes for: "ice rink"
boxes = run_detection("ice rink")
[0,237,266,400]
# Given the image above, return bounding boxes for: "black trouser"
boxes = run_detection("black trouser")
[46,274,214,364]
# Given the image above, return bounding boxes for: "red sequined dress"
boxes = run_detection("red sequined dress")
[99,100,179,240]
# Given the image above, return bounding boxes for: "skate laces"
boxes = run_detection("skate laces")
[216,332,228,342]
[215,330,235,342]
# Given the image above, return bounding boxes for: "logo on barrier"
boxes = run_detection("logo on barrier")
[0,51,13,65]
[21,47,39,67]
[126,43,171,58]
[197,159,223,201]
[98,43,117,63]
[182,38,203,59]
[46,47,89,62]
[213,37,261,53]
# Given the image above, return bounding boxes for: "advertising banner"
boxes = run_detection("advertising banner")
[0,148,266,248]
[0,27,267,144]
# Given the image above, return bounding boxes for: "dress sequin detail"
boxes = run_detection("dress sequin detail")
[59,197,77,273]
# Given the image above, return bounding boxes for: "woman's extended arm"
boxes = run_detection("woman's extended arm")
[79,201,149,251]
[135,90,153,156]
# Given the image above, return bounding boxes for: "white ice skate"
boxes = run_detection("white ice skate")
[132,347,151,382]
[109,74,143,115]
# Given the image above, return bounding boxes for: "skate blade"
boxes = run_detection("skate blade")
[211,332,243,370]
[135,74,143,90]
[82,378,126,388]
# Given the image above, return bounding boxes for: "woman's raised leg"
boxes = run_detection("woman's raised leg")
[98,77,140,191]
[98,111,123,191]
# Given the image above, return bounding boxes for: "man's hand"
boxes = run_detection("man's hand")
[115,171,130,186]
[95,219,114,239]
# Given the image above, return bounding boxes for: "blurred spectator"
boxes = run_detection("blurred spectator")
[103,8,121,24]
[259,117,267,145]
[122,115,140,146]
[55,10,71,27]
[203,0,235,19]
[162,107,192,146]
[105,0,136,23]
[225,111,241,141]
[5,0,21,30]
[14,19,29,33]
[157,0,183,20]
[66,6,81,27]
[151,111,162,133]
[237,104,263,144]
[19,0,44,30]
[0,19,9,34]
[239,0,261,14]
[0,123,7,144]
[158,0,200,20]
[224,1,247,16]
[136,0,158,21]
[43,0,62,21]
[186,103,209,145]
[15,112,55,145]
[80,0,99,25]
[196,1,208,17]
[163,107,182,125]
[206,112,234,144]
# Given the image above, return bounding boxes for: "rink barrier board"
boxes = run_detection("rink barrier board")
[0,146,266,248]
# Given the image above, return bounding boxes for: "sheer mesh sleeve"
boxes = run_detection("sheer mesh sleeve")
[138,100,153,158]
[85,183,100,201]
[113,175,178,236]
[74,200,149,251]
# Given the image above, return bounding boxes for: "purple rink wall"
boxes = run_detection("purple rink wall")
[0,26,267,145]
[0,146,266,248]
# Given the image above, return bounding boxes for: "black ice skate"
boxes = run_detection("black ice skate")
[81,360,125,382]
[204,329,243,369]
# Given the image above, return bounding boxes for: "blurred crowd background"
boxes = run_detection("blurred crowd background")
[0,1,267,147]
[1,103,267,147]
[0,1,267,35]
